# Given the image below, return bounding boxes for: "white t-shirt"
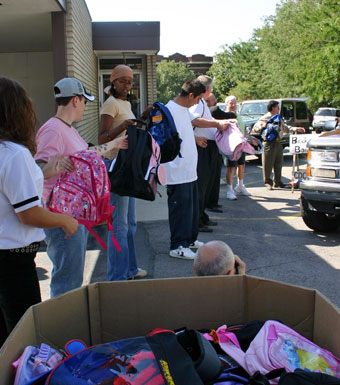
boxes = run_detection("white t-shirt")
[0,142,45,248]
[189,99,217,140]
[163,100,198,185]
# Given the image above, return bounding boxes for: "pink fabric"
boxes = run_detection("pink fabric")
[203,325,247,371]
[208,321,340,384]
[35,117,88,205]
[215,122,255,161]
[245,320,340,382]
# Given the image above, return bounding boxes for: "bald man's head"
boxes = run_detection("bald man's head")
[205,93,217,107]
[193,241,235,276]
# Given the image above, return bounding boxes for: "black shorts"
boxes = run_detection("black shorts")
[227,152,246,168]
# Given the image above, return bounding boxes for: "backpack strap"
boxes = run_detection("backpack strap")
[130,125,150,183]
[106,206,121,251]
[85,225,108,250]
[84,206,121,251]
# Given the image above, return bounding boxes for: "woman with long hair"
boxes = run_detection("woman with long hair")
[98,65,147,281]
[0,77,78,346]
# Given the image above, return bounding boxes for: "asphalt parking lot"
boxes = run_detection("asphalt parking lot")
[36,151,340,308]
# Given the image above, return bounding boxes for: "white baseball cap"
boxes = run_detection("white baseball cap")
[54,78,95,102]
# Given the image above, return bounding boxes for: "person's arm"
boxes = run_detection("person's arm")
[88,135,128,156]
[192,118,231,131]
[16,206,78,238]
[36,155,74,179]
[281,121,305,135]
[98,114,134,145]
[252,118,267,133]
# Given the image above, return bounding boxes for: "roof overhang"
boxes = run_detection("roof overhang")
[92,22,160,55]
[0,0,65,53]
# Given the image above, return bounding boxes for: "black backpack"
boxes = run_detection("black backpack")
[108,121,164,201]
[279,369,340,385]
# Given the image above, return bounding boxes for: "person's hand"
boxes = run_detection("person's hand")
[296,127,305,134]
[195,136,208,148]
[217,120,230,131]
[42,154,74,178]
[234,254,246,275]
[112,135,128,150]
[121,119,135,130]
[60,215,78,238]
[55,155,74,174]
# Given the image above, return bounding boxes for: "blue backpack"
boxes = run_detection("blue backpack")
[45,330,204,384]
[148,101,182,163]
[261,113,282,142]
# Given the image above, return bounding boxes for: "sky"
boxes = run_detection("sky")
[85,0,279,57]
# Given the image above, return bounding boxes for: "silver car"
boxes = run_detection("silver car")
[312,107,340,133]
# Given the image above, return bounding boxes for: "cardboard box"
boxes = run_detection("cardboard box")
[1,275,340,384]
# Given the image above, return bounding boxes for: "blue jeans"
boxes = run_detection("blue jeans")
[107,193,138,281]
[44,225,88,298]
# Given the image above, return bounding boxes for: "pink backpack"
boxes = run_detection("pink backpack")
[215,121,255,161]
[205,320,340,383]
[48,150,120,251]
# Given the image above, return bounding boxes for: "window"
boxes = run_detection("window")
[296,102,307,119]
[315,109,336,117]
[281,102,294,120]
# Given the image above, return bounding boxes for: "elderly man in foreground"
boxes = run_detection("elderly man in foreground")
[193,241,246,276]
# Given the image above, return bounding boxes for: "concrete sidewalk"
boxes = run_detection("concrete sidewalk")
[37,154,340,308]
[36,185,168,301]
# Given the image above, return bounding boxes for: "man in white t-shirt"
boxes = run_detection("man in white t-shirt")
[189,76,229,233]
[163,79,206,260]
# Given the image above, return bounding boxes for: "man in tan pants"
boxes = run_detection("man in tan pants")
[253,100,305,190]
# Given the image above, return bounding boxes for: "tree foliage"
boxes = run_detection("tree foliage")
[156,60,195,104]
[210,0,340,111]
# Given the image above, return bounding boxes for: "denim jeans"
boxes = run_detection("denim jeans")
[107,192,138,281]
[44,225,88,298]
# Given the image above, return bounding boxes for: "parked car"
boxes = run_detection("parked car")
[239,98,312,149]
[300,121,340,232]
[312,107,340,133]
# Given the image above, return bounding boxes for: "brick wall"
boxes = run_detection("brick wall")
[65,0,99,145]
[146,55,157,105]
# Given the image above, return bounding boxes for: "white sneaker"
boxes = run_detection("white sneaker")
[234,185,251,196]
[189,240,204,249]
[169,246,196,260]
[220,178,227,186]
[227,190,237,200]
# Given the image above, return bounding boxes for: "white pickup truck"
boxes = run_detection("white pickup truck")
[300,122,340,232]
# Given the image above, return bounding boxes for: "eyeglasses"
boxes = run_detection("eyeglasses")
[115,79,133,86]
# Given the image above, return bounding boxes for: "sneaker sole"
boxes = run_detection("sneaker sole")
[134,272,147,278]
[169,252,195,260]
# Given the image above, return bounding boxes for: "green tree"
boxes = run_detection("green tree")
[156,60,195,104]
[208,40,266,102]
[209,0,340,110]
